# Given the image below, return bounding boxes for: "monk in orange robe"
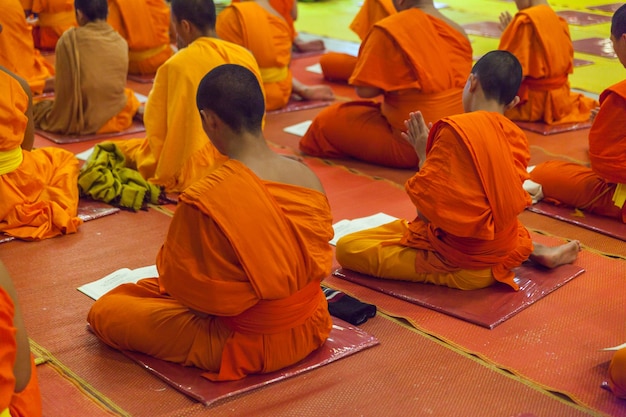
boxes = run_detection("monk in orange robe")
[0,67,81,241]
[0,0,54,95]
[300,0,472,169]
[88,64,333,380]
[609,347,626,399]
[529,5,626,223]
[0,261,42,417]
[498,0,597,124]
[22,0,77,50]
[107,0,175,75]
[113,0,263,193]
[32,0,140,135]
[337,51,580,290]
[216,0,333,111]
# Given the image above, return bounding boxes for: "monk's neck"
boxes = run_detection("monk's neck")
[227,133,273,162]
[193,28,217,42]
[527,0,549,7]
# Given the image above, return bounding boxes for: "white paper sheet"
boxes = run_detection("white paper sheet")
[78,265,157,300]
[283,120,313,137]
[330,213,398,245]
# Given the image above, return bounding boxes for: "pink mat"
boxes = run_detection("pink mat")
[462,21,502,38]
[515,120,592,135]
[527,201,626,242]
[573,37,617,58]
[588,3,625,13]
[291,50,325,60]
[120,317,379,405]
[573,57,595,67]
[556,10,612,25]
[36,120,145,144]
[333,263,585,329]
[267,97,331,115]
[127,73,155,84]
[0,199,119,244]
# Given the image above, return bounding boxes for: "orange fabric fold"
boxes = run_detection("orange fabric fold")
[349,0,395,41]
[217,2,292,111]
[401,112,534,289]
[232,0,296,40]
[499,5,597,124]
[610,348,626,399]
[0,0,55,94]
[107,0,174,75]
[29,0,77,50]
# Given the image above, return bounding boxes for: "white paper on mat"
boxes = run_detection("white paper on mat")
[330,213,398,246]
[75,147,95,161]
[78,265,157,300]
[306,63,323,74]
[602,342,626,351]
[283,120,313,137]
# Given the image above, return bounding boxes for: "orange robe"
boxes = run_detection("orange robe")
[0,0,55,95]
[529,79,626,222]
[0,288,42,417]
[349,0,395,41]
[114,37,262,192]
[32,21,140,135]
[22,0,77,50]
[300,9,472,169]
[217,2,292,111]
[232,0,296,40]
[337,112,534,290]
[0,70,81,240]
[107,0,174,75]
[609,348,626,399]
[88,159,334,380]
[499,5,597,124]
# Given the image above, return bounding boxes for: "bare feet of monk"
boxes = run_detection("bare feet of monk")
[529,240,581,269]
[293,38,325,53]
[297,85,335,101]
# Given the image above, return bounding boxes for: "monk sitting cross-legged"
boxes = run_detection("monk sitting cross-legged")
[21,0,77,50]
[0,67,82,241]
[88,64,334,381]
[0,0,54,95]
[300,0,473,169]
[529,4,626,224]
[336,51,580,291]
[32,0,140,135]
[111,0,263,193]
[216,0,334,111]
[498,0,598,124]
[107,0,175,75]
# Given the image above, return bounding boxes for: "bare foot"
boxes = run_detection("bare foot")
[298,85,335,101]
[529,240,581,269]
[294,38,325,53]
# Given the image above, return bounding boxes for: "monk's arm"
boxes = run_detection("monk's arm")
[0,261,32,393]
[1,66,35,150]
[291,0,298,20]
[355,85,383,98]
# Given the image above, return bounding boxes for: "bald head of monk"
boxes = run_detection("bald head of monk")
[171,0,217,49]
[74,0,107,25]
[391,0,433,13]
[611,4,626,68]
[463,50,522,113]
[196,64,265,154]
[513,0,548,10]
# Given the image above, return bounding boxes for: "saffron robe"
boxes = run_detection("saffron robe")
[232,0,297,40]
[610,348,626,399]
[349,0,395,41]
[499,5,597,124]
[22,0,77,50]
[529,79,626,222]
[0,70,81,240]
[88,160,334,381]
[107,0,174,75]
[0,288,42,417]
[217,2,292,111]
[0,0,54,95]
[300,8,472,168]
[32,21,140,135]
[114,37,262,192]
[337,112,534,290]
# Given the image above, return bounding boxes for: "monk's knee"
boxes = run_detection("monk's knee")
[609,349,626,398]
[319,53,357,82]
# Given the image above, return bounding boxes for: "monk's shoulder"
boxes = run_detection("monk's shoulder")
[274,157,325,194]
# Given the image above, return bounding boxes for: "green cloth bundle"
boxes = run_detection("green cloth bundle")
[78,143,160,211]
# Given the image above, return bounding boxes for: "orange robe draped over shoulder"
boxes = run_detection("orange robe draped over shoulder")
[22,0,77,50]
[300,9,472,168]
[337,112,533,290]
[529,79,626,222]
[0,0,54,94]
[232,0,296,40]
[498,4,597,124]
[0,288,42,417]
[113,37,263,192]
[88,159,334,380]
[32,21,139,135]
[349,0,395,41]
[217,2,292,111]
[107,0,174,75]
[0,70,81,240]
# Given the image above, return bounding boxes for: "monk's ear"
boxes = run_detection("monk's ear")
[200,109,220,132]
[468,73,479,92]
[505,95,521,111]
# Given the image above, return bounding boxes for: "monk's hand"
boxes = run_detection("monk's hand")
[499,11,512,31]
[402,111,429,162]
[590,106,600,123]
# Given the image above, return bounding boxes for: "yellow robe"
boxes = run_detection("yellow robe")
[114,37,263,192]
[22,0,77,50]
[0,0,54,94]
